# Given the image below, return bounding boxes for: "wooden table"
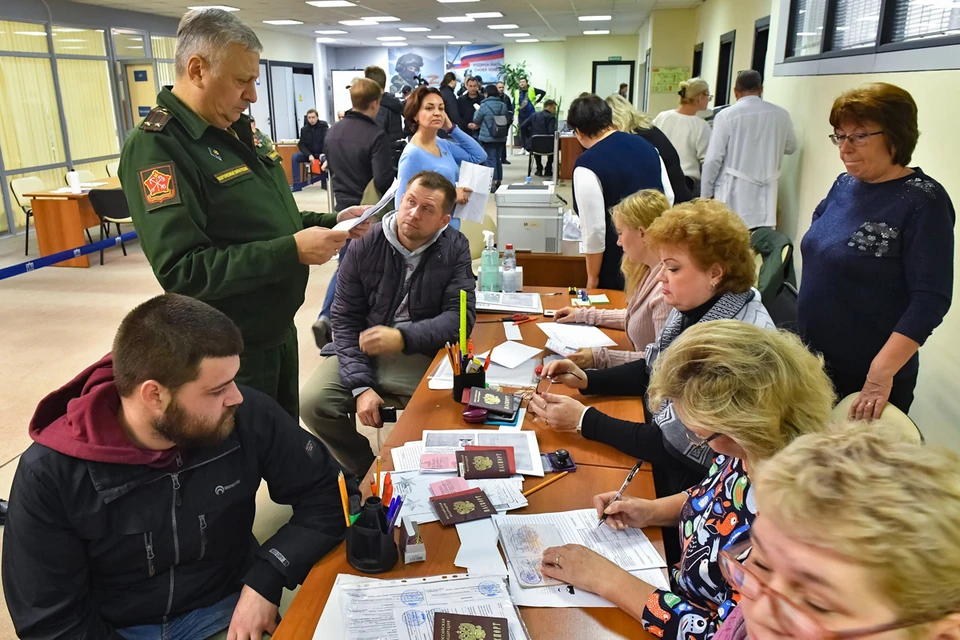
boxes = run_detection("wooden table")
[559,136,584,181]
[275,144,299,186]
[25,176,121,268]
[275,287,656,639]
[515,252,587,288]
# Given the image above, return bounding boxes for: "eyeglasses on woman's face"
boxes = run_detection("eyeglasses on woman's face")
[684,429,722,447]
[719,538,934,639]
[828,131,883,147]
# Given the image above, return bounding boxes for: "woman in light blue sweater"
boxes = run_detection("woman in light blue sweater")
[397,86,487,216]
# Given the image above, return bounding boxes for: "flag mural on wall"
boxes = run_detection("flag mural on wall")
[387,46,445,93]
[445,44,505,84]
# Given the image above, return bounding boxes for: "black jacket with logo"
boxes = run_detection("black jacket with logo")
[3,382,350,639]
[297,120,328,157]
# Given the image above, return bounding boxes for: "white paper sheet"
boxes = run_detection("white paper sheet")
[504,564,670,608]
[390,441,425,473]
[332,178,400,231]
[455,162,493,224]
[492,509,666,588]
[535,322,617,349]
[428,352,560,390]
[392,471,529,525]
[488,341,542,369]
[455,519,509,577]
[80,182,108,188]
[503,321,523,341]
[476,292,543,314]
[313,574,381,640]
[422,430,544,477]
[544,338,577,356]
[336,574,530,640]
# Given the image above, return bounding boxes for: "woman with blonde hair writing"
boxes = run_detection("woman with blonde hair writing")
[653,77,713,195]
[553,189,671,369]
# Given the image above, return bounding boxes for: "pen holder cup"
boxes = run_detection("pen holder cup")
[346,498,399,574]
[453,371,486,402]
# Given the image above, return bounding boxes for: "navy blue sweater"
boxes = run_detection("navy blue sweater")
[573,131,663,289]
[797,169,955,376]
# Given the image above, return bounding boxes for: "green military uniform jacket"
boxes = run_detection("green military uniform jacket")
[119,88,337,349]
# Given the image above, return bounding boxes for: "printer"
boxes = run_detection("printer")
[494,183,564,254]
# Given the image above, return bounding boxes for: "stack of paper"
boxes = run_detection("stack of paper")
[391,441,424,473]
[487,341,542,369]
[422,430,544,476]
[455,162,493,224]
[391,470,527,525]
[428,349,560,390]
[476,292,543,314]
[536,322,617,354]
[332,178,399,231]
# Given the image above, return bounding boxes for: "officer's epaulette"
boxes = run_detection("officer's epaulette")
[139,107,171,132]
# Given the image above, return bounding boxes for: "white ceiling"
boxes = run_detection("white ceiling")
[70,0,701,46]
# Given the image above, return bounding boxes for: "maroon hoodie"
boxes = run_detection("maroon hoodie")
[30,354,180,468]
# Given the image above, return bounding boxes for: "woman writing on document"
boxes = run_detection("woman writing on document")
[539,322,834,639]
[528,200,773,500]
[552,190,672,370]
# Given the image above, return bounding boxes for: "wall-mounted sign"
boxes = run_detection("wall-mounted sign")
[138,105,151,117]
[133,70,148,82]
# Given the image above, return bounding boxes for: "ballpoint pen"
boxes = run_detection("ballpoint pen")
[597,460,644,527]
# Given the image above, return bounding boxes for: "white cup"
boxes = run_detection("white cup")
[66,171,82,194]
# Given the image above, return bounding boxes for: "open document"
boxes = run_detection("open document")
[476,292,543,314]
[332,178,400,231]
[493,509,667,588]
[392,471,527,525]
[422,430,544,476]
[536,322,617,352]
[455,162,493,224]
[333,574,531,640]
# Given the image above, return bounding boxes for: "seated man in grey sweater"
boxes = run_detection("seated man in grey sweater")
[300,171,476,476]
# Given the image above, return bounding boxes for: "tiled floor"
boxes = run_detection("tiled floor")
[0,154,563,638]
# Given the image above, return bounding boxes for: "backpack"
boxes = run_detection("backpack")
[493,114,511,139]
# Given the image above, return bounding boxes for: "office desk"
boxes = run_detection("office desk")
[275,287,656,638]
[275,144,299,186]
[515,251,587,288]
[24,177,121,268]
[559,136,584,181]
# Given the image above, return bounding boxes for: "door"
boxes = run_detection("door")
[293,70,316,129]
[123,63,156,131]
[591,61,636,103]
[249,62,272,138]
[643,49,651,112]
[753,17,771,81]
[270,65,297,141]
[715,30,736,107]
[692,43,704,78]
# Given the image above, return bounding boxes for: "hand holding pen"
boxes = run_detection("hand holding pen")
[596,460,644,528]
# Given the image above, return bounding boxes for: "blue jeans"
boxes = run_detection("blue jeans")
[116,592,240,640]
[291,152,326,186]
[482,142,504,183]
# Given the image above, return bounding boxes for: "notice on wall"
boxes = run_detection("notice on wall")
[133,70,148,82]
[650,66,690,93]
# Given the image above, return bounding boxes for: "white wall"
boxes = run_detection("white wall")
[255,27,317,64]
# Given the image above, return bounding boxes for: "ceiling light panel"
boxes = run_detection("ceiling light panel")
[339,19,377,25]
[315,29,348,34]
[583,30,610,35]
[487,24,519,29]
[399,27,431,32]
[466,12,503,18]
[578,15,612,21]
[306,0,356,6]
[437,16,475,22]
[263,19,303,25]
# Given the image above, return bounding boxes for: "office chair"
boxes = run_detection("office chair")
[527,134,555,180]
[106,160,120,177]
[87,188,133,265]
[64,169,97,185]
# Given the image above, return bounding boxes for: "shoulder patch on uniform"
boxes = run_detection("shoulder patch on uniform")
[139,163,180,212]
[139,107,171,132]
[266,149,281,161]
[215,165,251,183]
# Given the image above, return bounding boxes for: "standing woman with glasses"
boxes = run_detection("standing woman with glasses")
[798,83,955,420]
[715,425,960,640]
[537,321,835,639]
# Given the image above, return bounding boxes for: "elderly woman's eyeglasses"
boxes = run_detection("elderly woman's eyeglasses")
[684,430,722,447]
[829,131,883,147]
[719,538,937,639]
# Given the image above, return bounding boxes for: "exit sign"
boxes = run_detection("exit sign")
[608,56,622,61]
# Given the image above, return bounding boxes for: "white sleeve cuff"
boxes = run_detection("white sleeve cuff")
[352,386,371,398]
[576,406,589,433]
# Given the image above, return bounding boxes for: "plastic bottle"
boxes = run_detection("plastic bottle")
[480,230,501,292]
[525,176,532,185]
[501,243,517,293]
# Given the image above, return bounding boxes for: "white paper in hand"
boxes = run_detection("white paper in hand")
[331,178,399,231]
[455,161,493,224]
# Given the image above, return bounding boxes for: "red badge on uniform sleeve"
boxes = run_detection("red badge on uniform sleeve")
[138,163,181,211]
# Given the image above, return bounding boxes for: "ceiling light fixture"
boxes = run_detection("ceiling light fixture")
[515,38,539,42]
[448,40,471,44]
[381,42,405,46]
[578,15,612,21]
[504,32,531,37]
[437,16,475,22]
[187,4,239,10]
[487,24,519,29]
[583,29,610,35]
[315,29,348,34]
[427,34,455,39]
[466,11,503,18]
[365,16,401,22]
[377,36,406,40]
[399,27,432,32]
[305,0,355,6]
[263,19,304,25]
[315,37,337,42]
[437,0,481,3]
[339,19,377,25]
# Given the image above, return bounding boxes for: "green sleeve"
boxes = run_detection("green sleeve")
[119,133,302,302]
[300,211,339,228]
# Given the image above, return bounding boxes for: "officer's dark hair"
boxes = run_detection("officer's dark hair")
[567,94,614,138]
[407,171,457,216]
[113,294,243,398]
[735,69,763,94]
[484,84,500,98]
[364,65,387,90]
[403,86,443,134]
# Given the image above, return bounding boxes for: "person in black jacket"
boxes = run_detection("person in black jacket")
[300,171,477,477]
[520,99,558,176]
[2,294,353,640]
[294,108,328,188]
[457,77,483,139]
[440,71,465,131]
[496,80,513,164]
[365,65,404,170]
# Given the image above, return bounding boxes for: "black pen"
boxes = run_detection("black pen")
[597,460,644,528]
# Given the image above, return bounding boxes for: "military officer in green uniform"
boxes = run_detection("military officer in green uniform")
[120,8,372,420]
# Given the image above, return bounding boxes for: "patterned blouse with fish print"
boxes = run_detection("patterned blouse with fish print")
[642,455,755,639]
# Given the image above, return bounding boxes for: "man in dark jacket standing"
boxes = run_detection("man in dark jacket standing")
[521,99,558,176]
[457,77,483,139]
[300,171,477,477]
[496,80,513,164]
[2,294,352,640]
[365,66,404,170]
[294,108,328,188]
[440,71,465,131]
[474,84,511,189]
